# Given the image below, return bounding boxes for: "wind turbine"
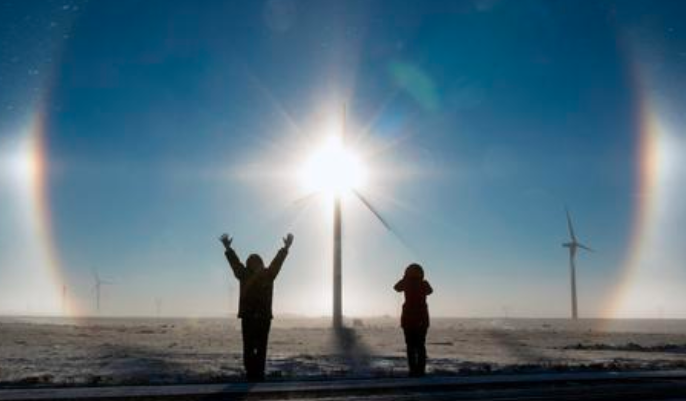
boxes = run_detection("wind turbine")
[92,270,113,315]
[61,285,67,316]
[562,208,593,320]
[299,104,398,328]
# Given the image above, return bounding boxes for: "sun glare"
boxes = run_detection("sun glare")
[299,135,367,196]
[2,136,41,191]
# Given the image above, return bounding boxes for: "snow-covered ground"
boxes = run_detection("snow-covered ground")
[0,317,685,387]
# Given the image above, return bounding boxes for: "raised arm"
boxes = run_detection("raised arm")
[220,234,246,280]
[393,278,405,292]
[424,280,434,296]
[267,233,293,280]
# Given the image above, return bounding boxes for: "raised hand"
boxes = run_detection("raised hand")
[282,233,294,250]
[219,233,233,250]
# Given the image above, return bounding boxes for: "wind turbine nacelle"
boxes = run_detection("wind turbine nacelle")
[562,242,574,248]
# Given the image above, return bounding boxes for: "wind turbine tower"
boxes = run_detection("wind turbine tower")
[92,271,113,315]
[332,105,345,329]
[61,285,67,316]
[562,208,593,320]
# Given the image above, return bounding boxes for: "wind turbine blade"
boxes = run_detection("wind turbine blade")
[578,244,594,252]
[565,207,577,242]
[354,190,414,252]
[288,193,318,209]
[341,103,346,142]
[353,190,393,232]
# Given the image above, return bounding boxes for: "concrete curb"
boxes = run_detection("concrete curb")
[1,370,685,400]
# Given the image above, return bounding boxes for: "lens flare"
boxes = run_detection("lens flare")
[604,46,686,319]
[0,112,69,316]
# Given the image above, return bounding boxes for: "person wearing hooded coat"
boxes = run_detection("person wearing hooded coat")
[220,233,293,381]
[394,263,433,377]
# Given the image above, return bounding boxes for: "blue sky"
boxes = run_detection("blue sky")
[1,0,685,318]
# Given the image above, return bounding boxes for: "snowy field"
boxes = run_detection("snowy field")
[0,317,685,387]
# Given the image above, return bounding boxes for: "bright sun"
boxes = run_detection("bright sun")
[299,135,367,196]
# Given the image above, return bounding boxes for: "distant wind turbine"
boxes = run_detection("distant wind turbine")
[562,208,593,320]
[61,284,67,316]
[92,270,113,315]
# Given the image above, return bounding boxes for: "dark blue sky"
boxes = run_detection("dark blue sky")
[1,0,685,317]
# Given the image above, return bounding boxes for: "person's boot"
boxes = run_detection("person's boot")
[409,353,420,377]
[417,349,427,377]
[407,349,414,377]
[245,349,260,382]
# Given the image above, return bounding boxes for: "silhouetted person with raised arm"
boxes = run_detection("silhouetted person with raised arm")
[220,233,294,382]
[394,263,433,377]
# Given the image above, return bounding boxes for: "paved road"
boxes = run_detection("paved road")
[280,382,686,400]
[1,371,685,400]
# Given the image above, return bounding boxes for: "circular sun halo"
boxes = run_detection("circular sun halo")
[299,136,367,196]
